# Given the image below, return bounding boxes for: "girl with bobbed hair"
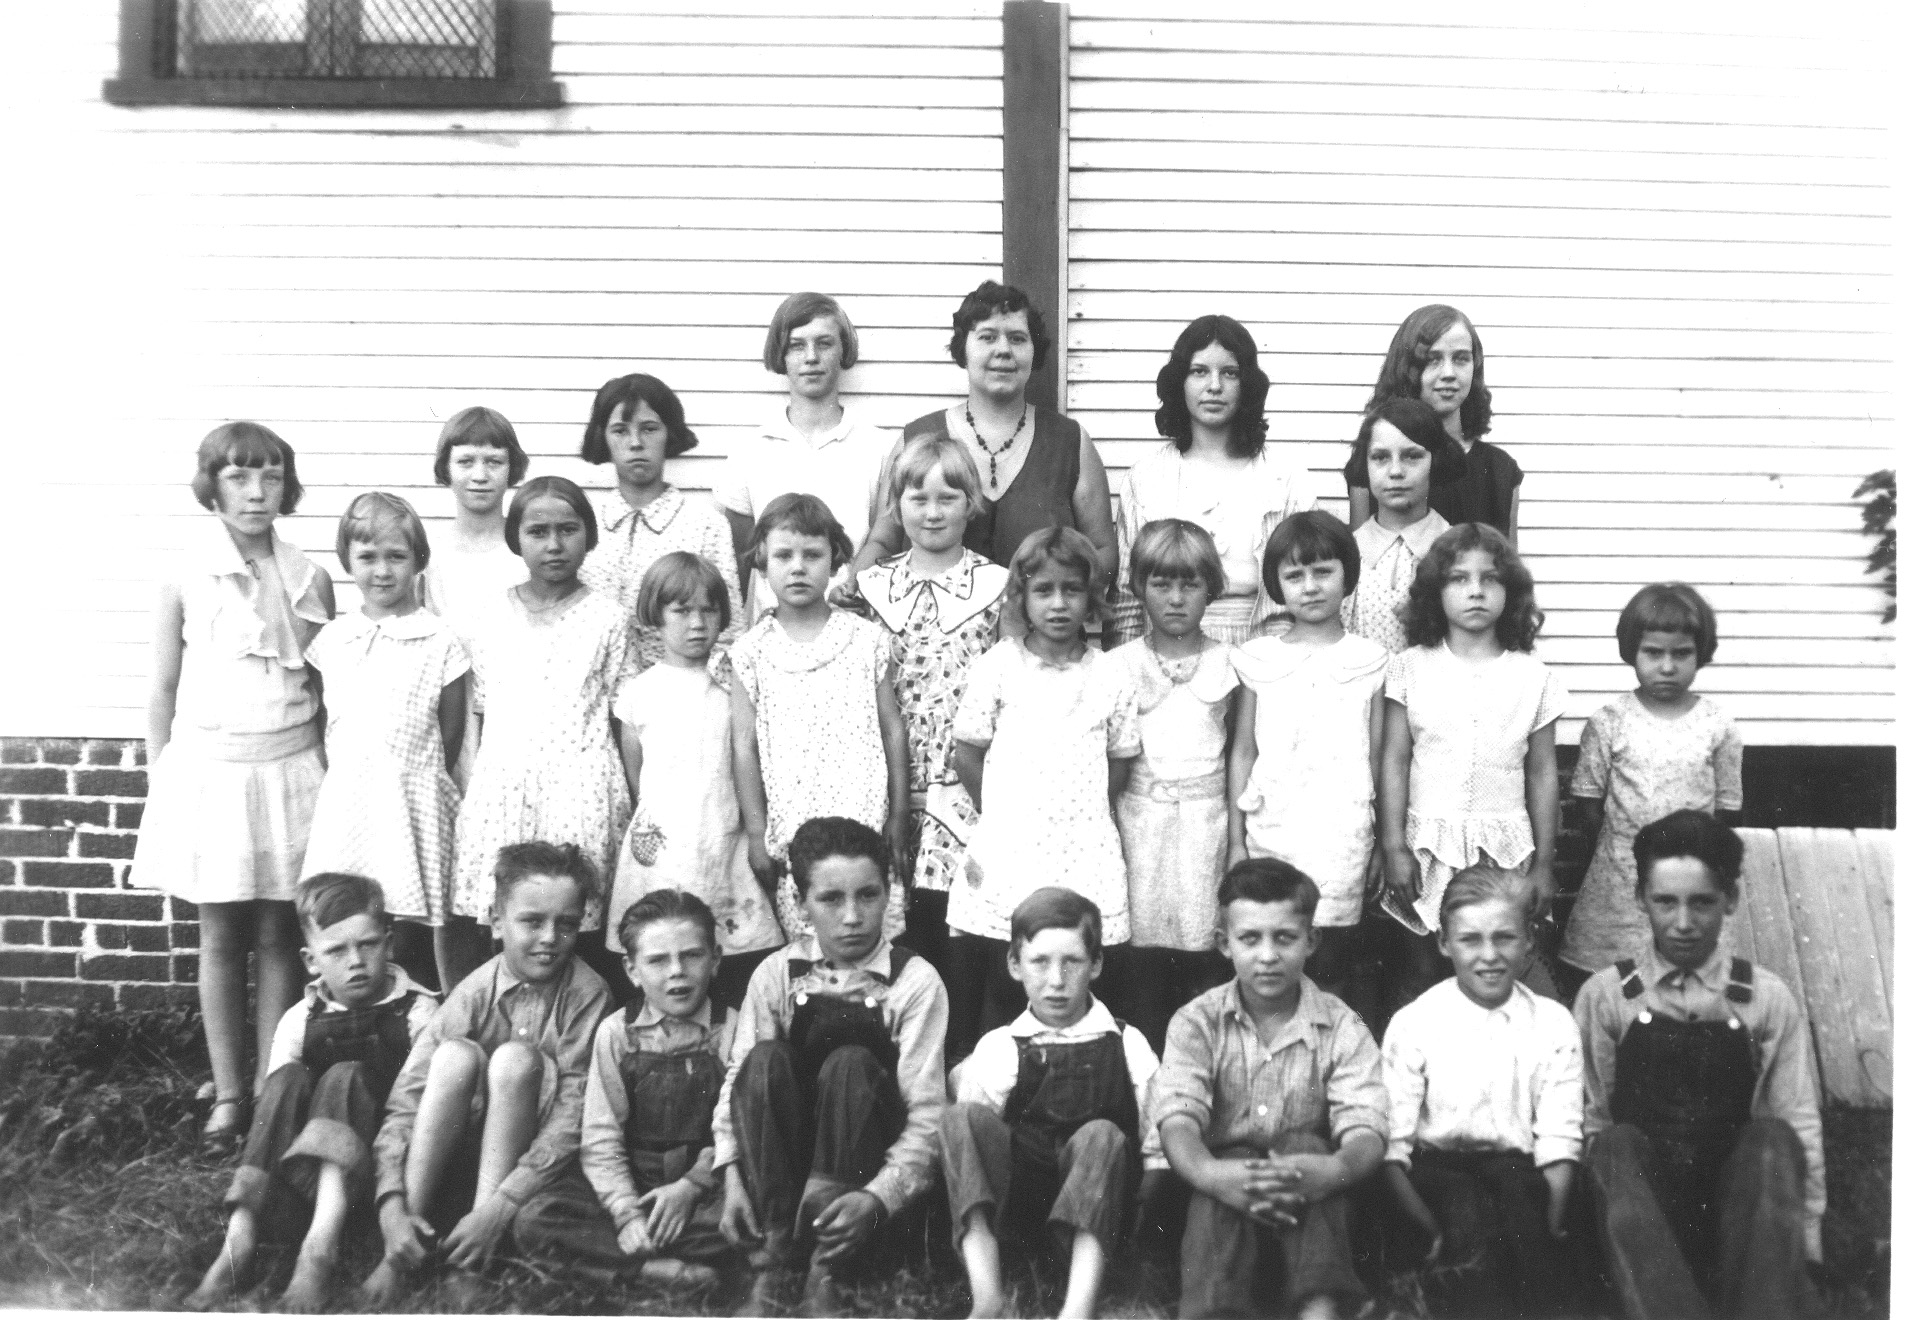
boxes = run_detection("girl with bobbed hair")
[1109,314,1317,646]
[850,280,1117,591]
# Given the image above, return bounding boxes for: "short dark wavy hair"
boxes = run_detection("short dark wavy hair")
[1365,304,1493,442]
[1616,582,1719,667]
[1217,856,1319,923]
[494,839,601,910]
[506,475,598,556]
[191,422,304,515]
[788,816,890,899]
[1153,314,1270,457]
[1634,808,1742,900]
[433,406,528,487]
[1261,510,1361,604]
[745,492,855,573]
[581,373,698,464]
[1341,397,1468,491]
[947,280,1051,371]
[616,886,717,956]
[1402,522,1543,653]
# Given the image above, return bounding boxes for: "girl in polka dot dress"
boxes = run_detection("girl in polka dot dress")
[1338,398,1465,655]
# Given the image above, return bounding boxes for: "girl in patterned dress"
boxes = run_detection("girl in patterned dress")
[134,423,336,1152]
[1558,583,1742,1000]
[1379,523,1564,1012]
[1339,398,1465,655]
[729,494,911,941]
[301,493,472,991]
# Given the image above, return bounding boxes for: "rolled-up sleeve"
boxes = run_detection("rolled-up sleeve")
[579,1018,643,1230]
[1379,1017,1426,1167]
[1152,1002,1219,1138]
[1532,1007,1585,1166]
[1323,1014,1388,1147]
[864,965,949,1216]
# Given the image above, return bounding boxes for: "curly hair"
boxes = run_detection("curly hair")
[1402,523,1543,652]
[948,280,1052,371]
[1152,314,1270,457]
[1365,304,1493,442]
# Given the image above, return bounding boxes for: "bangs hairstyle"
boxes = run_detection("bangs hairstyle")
[1617,582,1719,667]
[433,406,528,486]
[580,373,698,463]
[1216,856,1319,924]
[635,550,732,632]
[1009,886,1103,960]
[1261,510,1360,603]
[1007,525,1110,629]
[763,291,859,374]
[294,871,387,935]
[1153,314,1271,458]
[494,839,600,910]
[1342,396,1468,491]
[616,887,717,957]
[948,279,1052,371]
[192,421,304,514]
[335,491,430,570]
[745,492,855,571]
[1129,518,1225,602]
[788,816,890,899]
[1438,861,1541,935]
[506,475,598,555]
[1403,522,1543,653]
[1634,808,1743,901]
[890,433,985,520]
[1365,304,1493,442]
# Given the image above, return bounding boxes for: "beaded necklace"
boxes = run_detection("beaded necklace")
[963,402,1030,486]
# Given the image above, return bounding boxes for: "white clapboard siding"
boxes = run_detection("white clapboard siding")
[9,1,1003,739]
[1065,4,1895,746]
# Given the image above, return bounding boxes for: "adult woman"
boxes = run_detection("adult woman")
[850,280,1116,584]
[1108,314,1316,645]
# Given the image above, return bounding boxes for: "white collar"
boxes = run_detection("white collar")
[759,402,863,449]
[304,964,433,1013]
[1007,997,1120,1039]
[1356,509,1450,568]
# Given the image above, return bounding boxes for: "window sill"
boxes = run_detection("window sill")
[102,75,562,108]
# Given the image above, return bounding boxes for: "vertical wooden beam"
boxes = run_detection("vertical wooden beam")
[1001,0,1066,412]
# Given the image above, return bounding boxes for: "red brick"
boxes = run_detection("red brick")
[76,892,164,921]
[23,862,114,889]
[84,741,131,766]
[0,740,41,765]
[115,803,145,830]
[0,767,65,794]
[0,950,78,978]
[3,919,44,945]
[0,828,73,858]
[171,953,200,983]
[95,924,128,950]
[37,741,83,766]
[0,982,21,1006]
[169,897,198,921]
[21,980,113,1010]
[49,921,82,947]
[0,890,66,917]
[0,860,13,884]
[171,922,200,949]
[121,983,197,1011]
[77,832,137,860]
[73,769,147,797]
[15,799,111,828]
[0,1007,71,1036]
[126,925,170,953]
[81,953,168,983]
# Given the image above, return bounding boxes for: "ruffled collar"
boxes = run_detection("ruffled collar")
[1122,637,1236,712]
[191,519,330,666]
[1230,631,1388,686]
[857,550,1007,634]
[324,608,447,655]
[599,485,686,536]
[1355,509,1450,569]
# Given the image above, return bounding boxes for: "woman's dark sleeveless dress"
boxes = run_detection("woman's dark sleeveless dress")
[900,407,1084,567]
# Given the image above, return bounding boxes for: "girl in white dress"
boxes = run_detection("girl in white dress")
[135,423,335,1152]
[1379,523,1564,1009]
[1108,519,1240,1051]
[609,552,782,1008]
[301,493,471,990]
[1229,511,1388,1025]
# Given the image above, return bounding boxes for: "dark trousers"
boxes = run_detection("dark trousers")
[1111,945,1231,1057]
[940,1103,1134,1257]
[730,1040,906,1262]
[1178,1134,1366,1318]
[945,933,1027,1063]
[1400,1148,1575,1319]
[225,1061,382,1243]
[1586,1119,1813,1320]
[514,1161,732,1267]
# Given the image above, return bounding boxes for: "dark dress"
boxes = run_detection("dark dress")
[901,407,1085,567]
[1429,439,1524,536]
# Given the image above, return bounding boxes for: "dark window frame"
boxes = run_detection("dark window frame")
[104,0,562,108]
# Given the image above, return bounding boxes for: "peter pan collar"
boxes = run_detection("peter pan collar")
[599,485,686,536]
[1355,509,1450,570]
[1230,632,1387,687]
[325,608,445,652]
[1126,637,1237,713]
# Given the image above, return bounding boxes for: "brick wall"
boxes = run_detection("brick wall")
[0,737,197,1037]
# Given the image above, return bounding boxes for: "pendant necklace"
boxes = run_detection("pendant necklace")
[964,402,1029,487]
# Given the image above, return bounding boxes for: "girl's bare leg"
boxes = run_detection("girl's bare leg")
[252,900,304,1095]
[279,1163,349,1312]
[958,1207,1006,1319]
[361,1039,485,1304]
[195,903,255,1130]
[184,1206,256,1309]
[475,1041,543,1204]
[1057,1229,1106,1320]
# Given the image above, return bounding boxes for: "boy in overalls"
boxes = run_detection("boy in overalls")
[714,816,949,1316]
[1573,809,1824,1320]
[941,886,1163,1319]
[514,888,738,1286]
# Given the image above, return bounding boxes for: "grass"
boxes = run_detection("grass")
[0,1009,1891,1317]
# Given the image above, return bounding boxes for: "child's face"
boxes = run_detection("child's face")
[1010,925,1101,1030]
[1438,898,1530,1010]
[348,531,421,618]
[1440,547,1507,638]
[301,911,393,1009]
[517,493,591,585]
[784,315,847,400]
[1218,898,1316,1010]
[1633,629,1700,705]
[213,462,286,540]
[492,873,586,985]
[1142,571,1210,641]
[447,443,511,515]
[605,400,671,492]
[965,309,1036,401]
[801,854,889,966]
[1274,555,1346,624]
[1639,856,1735,972]
[898,468,970,556]
[763,526,834,609]
[1023,559,1092,645]
[1183,340,1242,432]
[1419,322,1476,424]
[658,589,722,665]
[1365,421,1433,519]
[624,917,718,1020]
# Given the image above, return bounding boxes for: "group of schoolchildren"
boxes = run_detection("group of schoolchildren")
[136,291,1826,1320]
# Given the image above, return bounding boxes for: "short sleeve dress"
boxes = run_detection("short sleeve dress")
[1429,440,1524,537]
[301,611,470,924]
[578,486,743,670]
[420,540,525,790]
[1340,511,1450,656]
[453,585,632,925]
[1382,644,1566,935]
[949,639,1141,943]
[1232,632,1389,927]
[1560,694,1744,972]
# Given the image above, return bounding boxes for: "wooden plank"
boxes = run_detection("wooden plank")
[1852,831,1896,1005]
[1731,831,1818,1107]
[1002,0,1066,412]
[1776,829,1892,1105]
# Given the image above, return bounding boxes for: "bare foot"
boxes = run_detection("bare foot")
[277,1251,334,1313]
[356,1258,408,1310]
[185,1215,256,1310]
[966,1287,1007,1319]
[794,1261,843,1318]
[1296,1293,1340,1320]
[641,1258,720,1289]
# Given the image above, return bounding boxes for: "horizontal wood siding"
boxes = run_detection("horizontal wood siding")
[1064,7,1895,746]
[12,2,1003,737]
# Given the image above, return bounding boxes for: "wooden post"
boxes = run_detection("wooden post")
[1001,0,1066,412]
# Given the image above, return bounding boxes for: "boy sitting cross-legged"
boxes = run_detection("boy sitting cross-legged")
[360,840,613,1305]
[716,816,949,1317]
[1155,858,1387,1320]
[514,888,739,1287]
[187,872,438,1312]
[941,886,1164,1320]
